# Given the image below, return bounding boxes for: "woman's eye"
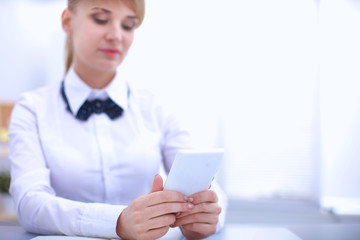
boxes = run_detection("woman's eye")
[122,25,134,31]
[92,15,108,25]
[122,22,136,31]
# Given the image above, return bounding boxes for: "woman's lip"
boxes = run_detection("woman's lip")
[100,48,120,57]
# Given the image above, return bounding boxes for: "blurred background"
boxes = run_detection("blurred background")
[1,0,360,226]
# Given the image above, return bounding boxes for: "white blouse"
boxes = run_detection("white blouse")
[9,67,218,238]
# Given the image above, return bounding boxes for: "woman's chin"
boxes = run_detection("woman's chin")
[95,63,120,73]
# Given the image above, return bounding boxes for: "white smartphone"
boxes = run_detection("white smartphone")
[164,149,224,196]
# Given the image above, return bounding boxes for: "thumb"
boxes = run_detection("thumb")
[149,174,164,193]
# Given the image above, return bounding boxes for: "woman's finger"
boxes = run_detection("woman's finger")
[145,201,194,219]
[173,212,218,227]
[188,190,218,205]
[149,174,164,193]
[181,222,217,239]
[175,202,221,218]
[144,191,187,207]
[146,226,171,240]
[146,214,176,230]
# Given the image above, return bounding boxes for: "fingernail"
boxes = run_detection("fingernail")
[176,212,181,217]
[187,203,194,209]
[184,196,193,202]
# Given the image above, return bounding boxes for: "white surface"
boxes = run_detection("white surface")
[31,226,301,240]
[31,227,183,240]
[32,237,107,240]
[164,149,224,196]
[208,225,302,240]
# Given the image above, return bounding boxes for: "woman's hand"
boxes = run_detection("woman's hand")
[172,190,222,240]
[116,175,194,240]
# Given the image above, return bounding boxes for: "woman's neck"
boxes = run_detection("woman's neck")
[73,65,116,89]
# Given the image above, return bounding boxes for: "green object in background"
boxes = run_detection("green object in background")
[0,172,10,193]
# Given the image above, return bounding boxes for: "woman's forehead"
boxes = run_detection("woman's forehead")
[88,0,132,9]
[76,0,135,13]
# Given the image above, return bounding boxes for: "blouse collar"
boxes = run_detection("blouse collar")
[63,67,129,115]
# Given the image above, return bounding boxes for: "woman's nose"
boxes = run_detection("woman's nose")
[105,25,123,42]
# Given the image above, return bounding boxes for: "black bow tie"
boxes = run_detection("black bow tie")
[61,81,123,121]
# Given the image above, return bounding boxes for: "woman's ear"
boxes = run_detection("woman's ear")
[61,9,72,35]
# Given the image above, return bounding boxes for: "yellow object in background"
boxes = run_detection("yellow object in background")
[0,102,15,144]
[0,127,8,143]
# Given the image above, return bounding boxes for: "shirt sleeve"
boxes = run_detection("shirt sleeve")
[210,181,228,231]
[8,94,124,239]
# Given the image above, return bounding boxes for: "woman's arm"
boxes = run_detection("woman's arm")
[9,95,124,238]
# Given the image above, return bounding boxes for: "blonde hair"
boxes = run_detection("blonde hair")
[64,0,145,74]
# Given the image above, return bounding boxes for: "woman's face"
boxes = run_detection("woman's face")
[63,0,138,74]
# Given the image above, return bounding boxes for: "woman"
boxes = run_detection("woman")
[8,0,226,239]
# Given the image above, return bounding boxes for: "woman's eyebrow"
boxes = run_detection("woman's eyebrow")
[91,7,138,19]
[91,7,111,14]
[126,16,138,20]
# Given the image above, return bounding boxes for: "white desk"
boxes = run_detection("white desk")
[2,221,360,240]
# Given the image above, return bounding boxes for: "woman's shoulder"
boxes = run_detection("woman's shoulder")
[10,82,62,129]
[129,83,163,109]
[14,81,62,113]
[18,81,61,104]
[128,83,182,126]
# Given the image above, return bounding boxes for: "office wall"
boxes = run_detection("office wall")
[0,0,66,100]
[319,0,360,214]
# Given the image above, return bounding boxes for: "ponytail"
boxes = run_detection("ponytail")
[64,0,78,74]
[64,36,73,74]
